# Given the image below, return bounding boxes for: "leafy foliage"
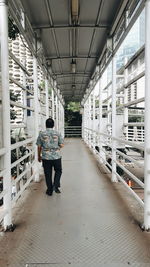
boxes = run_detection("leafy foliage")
[10,91,20,120]
[11,136,30,177]
[66,101,81,112]
[8,16,20,40]
[65,102,82,126]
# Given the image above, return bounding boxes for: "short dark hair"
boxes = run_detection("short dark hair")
[46,118,54,128]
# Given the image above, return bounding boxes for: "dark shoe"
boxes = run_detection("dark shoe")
[46,189,53,196]
[55,188,61,193]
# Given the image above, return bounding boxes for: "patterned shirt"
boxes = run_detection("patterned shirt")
[36,128,64,160]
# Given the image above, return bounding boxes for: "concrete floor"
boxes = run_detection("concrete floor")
[0,138,150,267]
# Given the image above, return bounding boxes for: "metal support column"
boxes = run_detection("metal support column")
[82,106,84,139]
[62,104,65,138]
[0,0,12,229]
[86,101,89,142]
[98,77,103,162]
[22,59,27,127]
[124,62,128,141]
[59,102,62,135]
[93,91,96,150]
[83,103,86,142]
[112,56,117,182]
[52,89,55,120]
[107,81,111,135]
[58,99,61,132]
[88,95,92,147]
[45,78,49,118]
[55,94,58,130]
[33,56,39,182]
[144,0,150,230]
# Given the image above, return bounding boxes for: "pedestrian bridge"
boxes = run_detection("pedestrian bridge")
[1,0,150,265]
[0,138,150,267]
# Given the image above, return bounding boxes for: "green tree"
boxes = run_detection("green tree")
[8,16,19,40]
[65,102,82,126]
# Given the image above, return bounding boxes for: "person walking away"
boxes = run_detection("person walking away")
[36,118,64,196]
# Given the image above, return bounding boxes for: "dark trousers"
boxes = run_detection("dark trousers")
[42,158,62,192]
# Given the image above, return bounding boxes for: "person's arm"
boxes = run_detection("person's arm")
[36,132,42,162]
[37,145,42,162]
[58,134,64,149]
[59,143,64,148]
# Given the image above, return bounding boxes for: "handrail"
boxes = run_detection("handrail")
[83,127,145,209]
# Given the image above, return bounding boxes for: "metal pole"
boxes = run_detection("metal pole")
[98,77,103,162]
[33,56,39,182]
[112,56,117,182]
[60,102,62,135]
[55,94,58,130]
[22,59,27,127]
[86,101,88,142]
[52,89,55,120]
[124,63,128,141]
[82,105,85,139]
[83,103,86,142]
[45,78,49,118]
[84,103,87,141]
[93,90,96,150]
[0,0,12,229]
[62,104,65,138]
[144,0,150,230]
[107,82,111,135]
[58,99,61,132]
[89,95,92,147]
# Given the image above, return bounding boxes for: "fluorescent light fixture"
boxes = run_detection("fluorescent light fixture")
[71,0,79,22]
[71,60,76,73]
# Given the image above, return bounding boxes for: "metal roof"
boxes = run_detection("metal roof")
[19,0,125,102]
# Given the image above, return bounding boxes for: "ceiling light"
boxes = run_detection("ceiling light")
[71,0,79,22]
[71,60,76,73]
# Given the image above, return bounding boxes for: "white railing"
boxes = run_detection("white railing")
[124,127,145,142]
[84,127,144,208]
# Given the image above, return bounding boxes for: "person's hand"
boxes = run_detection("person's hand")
[38,155,41,162]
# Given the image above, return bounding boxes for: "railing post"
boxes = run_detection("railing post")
[33,56,39,182]
[92,91,96,150]
[112,55,117,182]
[62,105,65,138]
[0,0,12,229]
[107,81,111,135]
[89,94,92,147]
[61,102,63,134]
[82,104,85,140]
[22,59,27,127]
[144,0,150,230]
[85,102,88,142]
[45,78,49,118]
[51,89,55,120]
[124,60,128,141]
[58,99,61,132]
[98,77,103,162]
[55,94,58,130]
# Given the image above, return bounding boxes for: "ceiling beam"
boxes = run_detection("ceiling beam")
[53,72,90,77]
[58,82,87,86]
[44,0,66,86]
[46,55,97,60]
[32,24,109,30]
[61,89,83,91]
[80,0,105,89]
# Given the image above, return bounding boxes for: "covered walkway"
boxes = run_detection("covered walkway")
[0,139,150,267]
